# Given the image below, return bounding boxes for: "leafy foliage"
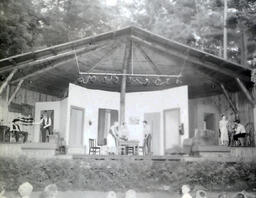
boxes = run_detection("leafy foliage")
[0,0,43,59]
[0,157,256,192]
[0,0,256,65]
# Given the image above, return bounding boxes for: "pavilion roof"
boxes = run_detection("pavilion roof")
[0,26,252,98]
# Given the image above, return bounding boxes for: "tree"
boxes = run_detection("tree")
[0,0,43,59]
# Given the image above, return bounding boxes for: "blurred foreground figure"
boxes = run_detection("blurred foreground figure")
[125,189,137,198]
[181,185,192,198]
[0,182,6,198]
[106,191,117,198]
[40,184,58,198]
[196,190,207,198]
[18,182,33,198]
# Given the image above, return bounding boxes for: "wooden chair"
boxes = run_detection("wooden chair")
[126,146,135,155]
[89,139,101,155]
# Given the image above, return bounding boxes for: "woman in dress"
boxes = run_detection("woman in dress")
[107,122,119,155]
[219,114,229,145]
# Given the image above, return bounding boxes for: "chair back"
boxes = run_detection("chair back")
[89,138,96,148]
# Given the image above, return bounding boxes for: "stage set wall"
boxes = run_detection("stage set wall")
[34,83,189,155]
[0,85,58,142]
[189,91,254,138]
[126,86,189,155]
[65,83,120,154]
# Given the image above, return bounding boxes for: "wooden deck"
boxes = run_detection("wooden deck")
[0,143,255,162]
[72,154,183,161]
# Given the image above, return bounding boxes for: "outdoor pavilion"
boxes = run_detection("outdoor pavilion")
[0,26,254,155]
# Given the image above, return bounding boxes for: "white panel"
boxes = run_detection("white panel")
[164,109,180,151]
[69,108,83,147]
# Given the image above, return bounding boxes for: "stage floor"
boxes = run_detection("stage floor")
[0,143,256,162]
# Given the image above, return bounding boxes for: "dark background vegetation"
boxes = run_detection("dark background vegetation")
[0,0,256,66]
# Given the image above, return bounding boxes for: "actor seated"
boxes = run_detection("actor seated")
[11,119,28,143]
[233,119,246,146]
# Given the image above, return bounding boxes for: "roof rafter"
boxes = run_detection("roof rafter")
[0,43,107,74]
[135,44,162,75]
[11,44,108,84]
[84,41,122,73]
[131,35,250,83]
[0,27,131,68]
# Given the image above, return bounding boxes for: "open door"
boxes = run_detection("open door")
[144,112,161,155]
[164,108,180,153]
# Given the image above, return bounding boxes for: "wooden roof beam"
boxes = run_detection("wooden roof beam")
[0,27,131,68]
[0,43,107,74]
[0,69,17,95]
[85,41,122,73]
[10,44,109,84]
[220,83,239,114]
[8,80,24,105]
[11,59,73,84]
[135,44,162,75]
[236,77,255,105]
[131,35,250,83]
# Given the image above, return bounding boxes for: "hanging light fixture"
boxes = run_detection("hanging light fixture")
[143,78,150,86]
[89,75,96,83]
[112,75,119,84]
[165,78,171,85]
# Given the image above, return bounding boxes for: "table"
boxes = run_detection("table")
[118,140,139,155]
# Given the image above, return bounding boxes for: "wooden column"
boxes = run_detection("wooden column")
[0,69,17,95]
[223,0,228,59]
[236,77,255,105]
[8,80,24,105]
[120,41,132,125]
[220,83,238,115]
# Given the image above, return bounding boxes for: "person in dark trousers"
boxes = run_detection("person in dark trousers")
[40,112,52,143]
[11,119,28,143]
[143,120,152,155]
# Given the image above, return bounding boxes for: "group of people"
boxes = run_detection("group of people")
[106,120,152,155]
[0,182,57,198]
[181,184,250,198]
[0,182,250,198]
[9,111,52,143]
[219,114,247,146]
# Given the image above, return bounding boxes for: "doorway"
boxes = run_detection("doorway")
[164,108,180,153]
[98,108,118,146]
[69,106,84,148]
[144,112,161,155]
[204,113,216,131]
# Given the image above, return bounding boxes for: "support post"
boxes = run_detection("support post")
[120,41,132,125]
[6,85,9,103]
[220,83,238,115]
[8,80,24,105]
[253,106,256,146]
[236,77,255,105]
[0,69,17,95]
[223,0,227,59]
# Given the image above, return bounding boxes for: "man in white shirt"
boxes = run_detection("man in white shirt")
[11,119,28,143]
[233,119,246,146]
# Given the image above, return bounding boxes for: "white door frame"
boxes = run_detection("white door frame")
[163,108,181,153]
[69,105,85,148]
